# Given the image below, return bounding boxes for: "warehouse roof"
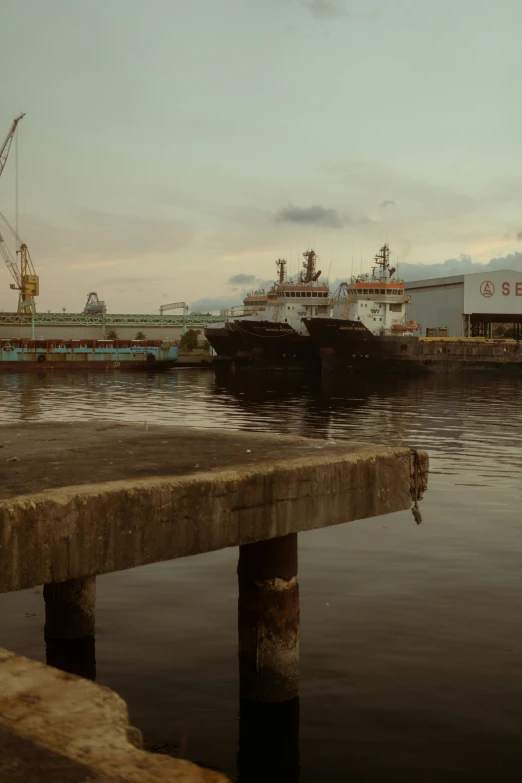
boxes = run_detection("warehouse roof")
[405,274,464,290]
[405,268,521,291]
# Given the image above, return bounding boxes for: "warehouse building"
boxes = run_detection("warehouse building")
[405,269,522,338]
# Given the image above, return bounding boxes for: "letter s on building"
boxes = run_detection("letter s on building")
[502,282,510,296]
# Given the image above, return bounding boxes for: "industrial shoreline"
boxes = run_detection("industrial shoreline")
[1,324,522,375]
[1,244,522,374]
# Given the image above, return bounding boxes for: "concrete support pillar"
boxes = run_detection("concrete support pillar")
[43,576,96,640]
[238,533,299,703]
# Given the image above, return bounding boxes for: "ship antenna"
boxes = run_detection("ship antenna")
[327,253,333,284]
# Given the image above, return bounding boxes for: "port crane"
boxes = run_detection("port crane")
[0,114,38,313]
[160,301,189,315]
[0,113,25,180]
[0,212,39,313]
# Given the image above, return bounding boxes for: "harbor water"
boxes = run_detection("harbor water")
[1,369,521,782]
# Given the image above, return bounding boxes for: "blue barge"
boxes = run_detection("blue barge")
[0,339,178,372]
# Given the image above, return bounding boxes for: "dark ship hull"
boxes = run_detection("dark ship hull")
[304,318,522,373]
[232,320,321,371]
[204,323,247,364]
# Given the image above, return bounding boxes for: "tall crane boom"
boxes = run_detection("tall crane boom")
[0,113,25,180]
[0,211,38,313]
[0,232,21,288]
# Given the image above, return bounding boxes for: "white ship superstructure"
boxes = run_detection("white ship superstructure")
[335,243,417,336]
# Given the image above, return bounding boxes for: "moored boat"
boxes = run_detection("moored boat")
[303,245,522,373]
[0,338,178,372]
[305,318,522,373]
[231,250,331,371]
[304,243,420,372]
[204,289,268,363]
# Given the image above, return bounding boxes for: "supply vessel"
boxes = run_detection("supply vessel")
[204,289,269,363]
[205,251,333,370]
[232,251,330,370]
[304,245,522,373]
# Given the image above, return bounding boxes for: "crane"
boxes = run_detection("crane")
[0,113,25,181]
[160,301,189,315]
[0,211,38,313]
[0,232,21,291]
[83,292,107,315]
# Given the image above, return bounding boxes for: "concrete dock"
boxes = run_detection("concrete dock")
[0,421,427,593]
[0,421,428,781]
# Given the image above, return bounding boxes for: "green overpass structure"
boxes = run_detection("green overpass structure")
[0,311,224,328]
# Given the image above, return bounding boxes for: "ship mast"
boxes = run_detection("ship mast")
[372,243,396,280]
[276,258,287,284]
[301,249,321,283]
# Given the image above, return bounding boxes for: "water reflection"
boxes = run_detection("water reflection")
[237,698,300,783]
[45,636,96,681]
[1,367,521,507]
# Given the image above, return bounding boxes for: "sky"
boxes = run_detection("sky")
[1,0,521,313]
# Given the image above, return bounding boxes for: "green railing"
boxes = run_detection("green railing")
[0,312,224,327]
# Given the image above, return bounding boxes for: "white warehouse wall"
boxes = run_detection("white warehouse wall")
[463,269,522,315]
[406,283,465,336]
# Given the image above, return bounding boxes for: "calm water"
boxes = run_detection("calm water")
[1,369,522,782]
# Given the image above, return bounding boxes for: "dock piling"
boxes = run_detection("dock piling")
[238,533,299,703]
[43,576,96,640]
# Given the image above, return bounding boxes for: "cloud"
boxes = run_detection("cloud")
[98,276,161,286]
[219,247,285,262]
[190,296,242,313]
[228,273,257,285]
[302,0,346,18]
[398,252,522,281]
[517,231,522,241]
[276,204,346,229]
[332,160,478,222]
[17,208,193,267]
[191,276,274,314]
[380,199,396,208]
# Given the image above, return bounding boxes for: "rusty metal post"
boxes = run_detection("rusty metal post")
[43,576,96,640]
[238,533,299,702]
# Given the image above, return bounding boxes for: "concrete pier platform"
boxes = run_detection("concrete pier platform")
[0,422,427,778]
[0,421,427,593]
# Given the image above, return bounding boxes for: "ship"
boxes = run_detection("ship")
[0,338,178,372]
[303,243,417,371]
[204,289,269,364]
[305,319,522,373]
[230,250,332,371]
[304,244,522,373]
